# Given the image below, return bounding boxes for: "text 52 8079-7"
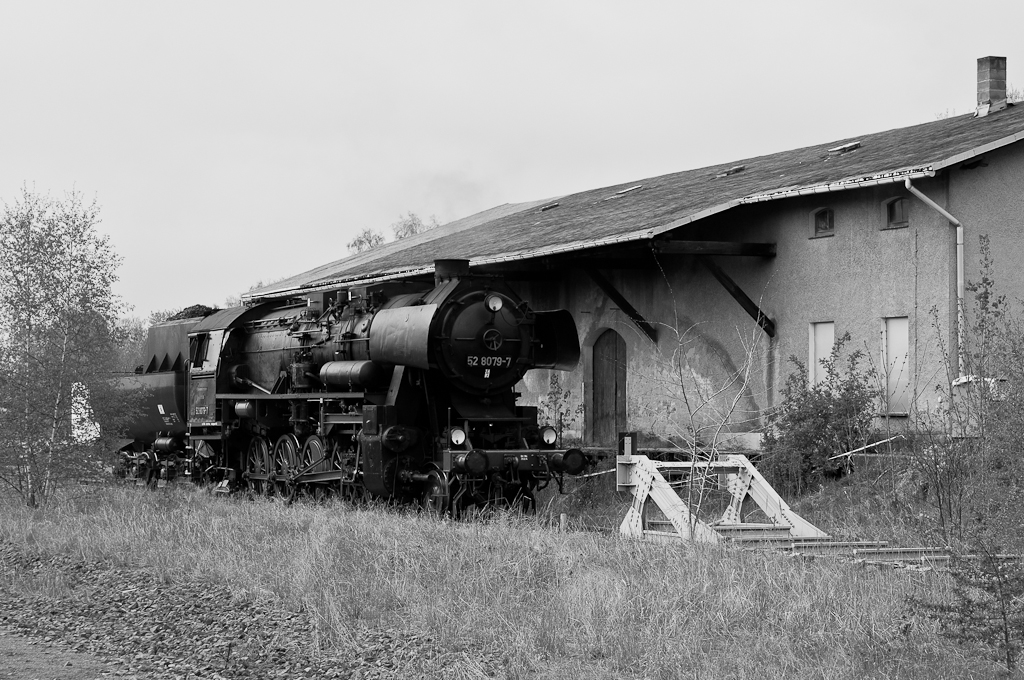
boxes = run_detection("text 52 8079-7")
[466,356,512,368]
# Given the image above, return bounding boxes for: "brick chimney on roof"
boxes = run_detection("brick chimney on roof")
[976,56,1007,117]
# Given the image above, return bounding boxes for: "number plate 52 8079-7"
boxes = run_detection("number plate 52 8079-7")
[466,356,512,368]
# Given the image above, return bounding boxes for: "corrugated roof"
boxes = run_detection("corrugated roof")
[247,105,1024,300]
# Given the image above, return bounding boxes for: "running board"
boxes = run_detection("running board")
[616,449,828,543]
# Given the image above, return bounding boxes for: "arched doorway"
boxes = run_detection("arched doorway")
[593,329,627,447]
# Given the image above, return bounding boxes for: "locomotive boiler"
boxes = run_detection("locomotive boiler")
[120,259,587,510]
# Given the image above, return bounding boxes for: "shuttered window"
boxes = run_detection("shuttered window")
[883,317,910,414]
[809,322,835,385]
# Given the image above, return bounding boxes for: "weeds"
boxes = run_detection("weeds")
[0,484,1004,679]
[537,372,584,446]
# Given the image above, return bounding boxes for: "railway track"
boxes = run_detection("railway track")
[642,520,942,563]
[639,519,1024,568]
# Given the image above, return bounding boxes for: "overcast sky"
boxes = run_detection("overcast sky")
[2,1,1023,320]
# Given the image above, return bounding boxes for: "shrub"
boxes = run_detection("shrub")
[760,333,877,496]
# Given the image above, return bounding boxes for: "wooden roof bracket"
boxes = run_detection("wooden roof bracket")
[697,256,775,337]
[653,240,776,257]
[583,267,658,344]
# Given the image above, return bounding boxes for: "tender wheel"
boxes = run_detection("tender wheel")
[420,470,450,515]
[273,434,300,499]
[246,436,271,496]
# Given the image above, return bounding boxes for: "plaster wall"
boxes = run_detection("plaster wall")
[516,258,777,450]
[948,141,1024,319]
[514,142,1024,449]
[743,175,955,423]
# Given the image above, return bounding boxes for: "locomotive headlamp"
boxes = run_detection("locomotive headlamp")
[540,426,557,446]
[485,294,503,313]
[450,427,467,446]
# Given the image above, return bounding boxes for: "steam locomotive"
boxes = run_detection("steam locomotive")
[118,260,586,511]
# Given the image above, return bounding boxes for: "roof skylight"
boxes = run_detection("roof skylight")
[602,184,644,201]
[827,141,861,156]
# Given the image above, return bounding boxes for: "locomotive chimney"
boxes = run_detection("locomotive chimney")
[434,259,470,285]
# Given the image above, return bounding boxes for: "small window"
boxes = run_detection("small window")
[189,334,210,369]
[813,208,834,237]
[885,198,909,229]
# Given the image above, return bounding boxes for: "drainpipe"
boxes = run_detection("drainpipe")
[904,178,965,378]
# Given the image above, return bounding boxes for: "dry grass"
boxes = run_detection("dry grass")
[790,457,971,549]
[0,484,1006,679]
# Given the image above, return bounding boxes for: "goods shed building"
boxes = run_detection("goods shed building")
[248,57,1024,449]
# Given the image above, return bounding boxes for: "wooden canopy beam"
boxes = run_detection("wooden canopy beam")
[469,265,563,281]
[697,256,775,337]
[654,240,776,257]
[584,267,658,344]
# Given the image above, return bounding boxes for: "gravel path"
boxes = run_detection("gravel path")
[0,628,108,680]
[0,542,506,679]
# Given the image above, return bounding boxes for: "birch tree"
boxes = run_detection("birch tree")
[346,227,386,253]
[390,212,439,240]
[346,212,439,254]
[0,189,133,505]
